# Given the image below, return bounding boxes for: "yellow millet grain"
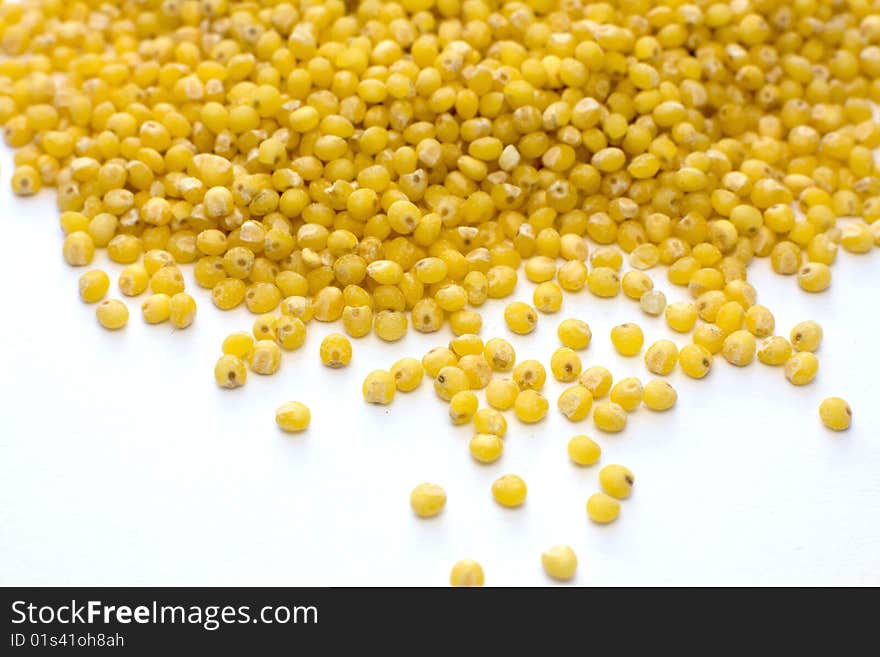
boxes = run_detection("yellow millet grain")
[4,0,878,587]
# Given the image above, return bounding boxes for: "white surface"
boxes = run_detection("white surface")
[0,147,878,587]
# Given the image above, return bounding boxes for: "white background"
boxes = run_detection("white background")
[0,145,878,587]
